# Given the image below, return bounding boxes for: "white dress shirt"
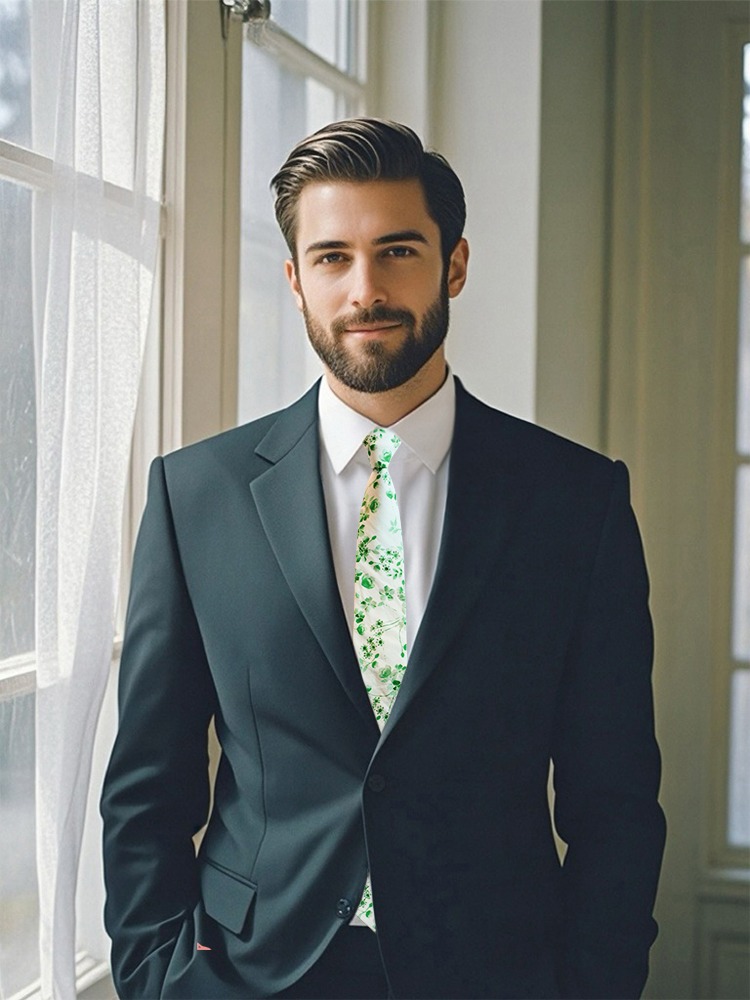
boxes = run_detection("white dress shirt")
[317,373,455,654]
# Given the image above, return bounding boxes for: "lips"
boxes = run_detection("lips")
[330,308,415,338]
[345,323,402,335]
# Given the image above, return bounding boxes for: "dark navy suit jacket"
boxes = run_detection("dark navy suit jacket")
[100,379,666,999]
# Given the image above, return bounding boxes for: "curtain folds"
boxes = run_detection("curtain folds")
[32,2,165,996]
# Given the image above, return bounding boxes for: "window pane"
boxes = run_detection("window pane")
[728,669,750,847]
[0,179,36,663]
[739,256,750,456]
[0,0,64,158]
[742,43,750,243]
[237,42,356,423]
[271,0,359,76]
[0,689,39,994]
[733,465,750,663]
[0,0,31,148]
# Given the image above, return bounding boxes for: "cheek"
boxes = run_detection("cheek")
[412,279,443,313]
[303,278,348,318]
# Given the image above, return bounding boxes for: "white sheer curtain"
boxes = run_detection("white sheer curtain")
[31,2,165,997]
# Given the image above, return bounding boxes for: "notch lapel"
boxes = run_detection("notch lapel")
[250,386,379,734]
[380,384,536,741]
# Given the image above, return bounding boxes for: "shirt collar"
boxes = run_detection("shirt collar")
[318,371,456,475]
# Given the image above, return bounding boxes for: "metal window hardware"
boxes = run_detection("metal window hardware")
[219,0,270,40]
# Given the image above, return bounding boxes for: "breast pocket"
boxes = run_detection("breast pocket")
[200,857,258,935]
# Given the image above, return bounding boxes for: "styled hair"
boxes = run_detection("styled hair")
[271,118,466,263]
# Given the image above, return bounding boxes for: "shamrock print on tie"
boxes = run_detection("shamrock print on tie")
[353,428,408,728]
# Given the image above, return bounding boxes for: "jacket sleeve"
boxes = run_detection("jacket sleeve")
[551,460,666,999]
[100,457,218,998]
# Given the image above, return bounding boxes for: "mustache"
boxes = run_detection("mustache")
[330,305,416,336]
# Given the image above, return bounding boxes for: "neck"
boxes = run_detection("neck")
[325,350,448,426]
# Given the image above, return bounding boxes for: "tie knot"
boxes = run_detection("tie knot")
[363,428,401,471]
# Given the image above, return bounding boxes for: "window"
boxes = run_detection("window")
[711,25,750,865]
[0,2,164,996]
[726,41,750,851]
[237,0,367,422]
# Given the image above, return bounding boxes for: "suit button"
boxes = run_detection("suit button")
[368,774,386,793]
[336,898,353,919]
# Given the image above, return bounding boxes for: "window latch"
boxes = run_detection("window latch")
[219,0,270,41]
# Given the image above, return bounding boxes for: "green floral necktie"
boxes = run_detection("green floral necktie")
[353,428,408,929]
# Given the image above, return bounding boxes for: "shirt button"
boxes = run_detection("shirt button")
[336,898,353,919]
[368,774,386,793]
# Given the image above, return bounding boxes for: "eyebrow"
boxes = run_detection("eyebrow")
[303,230,430,255]
[373,230,429,246]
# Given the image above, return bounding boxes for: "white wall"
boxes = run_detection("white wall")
[434,1,541,421]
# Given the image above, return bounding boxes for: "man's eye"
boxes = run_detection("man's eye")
[384,246,415,258]
[318,252,346,265]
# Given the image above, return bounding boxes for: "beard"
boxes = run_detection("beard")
[301,280,450,394]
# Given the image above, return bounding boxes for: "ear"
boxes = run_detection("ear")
[284,259,305,312]
[446,238,469,299]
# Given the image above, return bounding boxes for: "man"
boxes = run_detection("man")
[101,119,666,1000]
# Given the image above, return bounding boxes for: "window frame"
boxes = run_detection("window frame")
[709,19,750,871]
[247,1,368,94]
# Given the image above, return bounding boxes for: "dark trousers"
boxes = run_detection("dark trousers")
[271,926,390,999]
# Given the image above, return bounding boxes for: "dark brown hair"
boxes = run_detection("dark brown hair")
[271,118,466,263]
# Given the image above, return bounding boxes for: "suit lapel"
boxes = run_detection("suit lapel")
[380,383,536,740]
[250,385,379,734]
[249,381,535,745]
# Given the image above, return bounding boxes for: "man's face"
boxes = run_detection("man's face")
[285,179,468,394]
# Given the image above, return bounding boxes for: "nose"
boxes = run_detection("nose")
[348,259,387,310]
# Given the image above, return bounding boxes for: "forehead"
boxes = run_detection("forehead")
[294,178,438,248]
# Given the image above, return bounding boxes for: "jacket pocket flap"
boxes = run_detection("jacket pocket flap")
[200,859,257,934]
